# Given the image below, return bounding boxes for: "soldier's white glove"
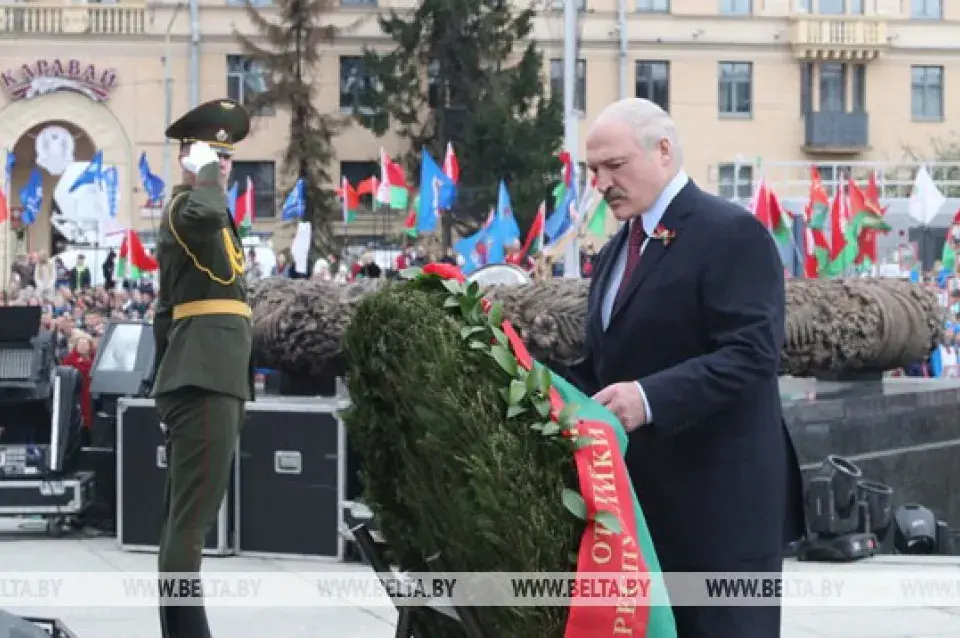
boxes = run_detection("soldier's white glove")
[181,142,219,175]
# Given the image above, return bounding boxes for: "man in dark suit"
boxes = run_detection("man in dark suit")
[571,98,805,637]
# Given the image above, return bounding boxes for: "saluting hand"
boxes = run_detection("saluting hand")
[593,382,646,432]
[181,142,219,175]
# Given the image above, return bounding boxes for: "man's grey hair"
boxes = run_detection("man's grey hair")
[595,98,684,167]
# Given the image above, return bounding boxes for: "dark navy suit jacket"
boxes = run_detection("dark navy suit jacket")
[568,181,804,571]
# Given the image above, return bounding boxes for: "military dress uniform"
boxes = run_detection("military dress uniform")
[152,99,254,638]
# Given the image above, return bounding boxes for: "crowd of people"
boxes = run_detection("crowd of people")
[3,251,156,427]
[888,261,960,379]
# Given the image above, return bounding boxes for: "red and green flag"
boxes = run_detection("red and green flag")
[337,177,360,224]
[552,151,575,210]
[854,172,887,267]
[751,179,792,245]
[942,210,960,272]
[586,200,609,237]
[232,176,254,237]
[519,202,545,258]
[403,193,419,238]
[117,228,158,279]
[821,178,890,277]
[805,166,830,231]
[848,175,889,267]
[377,148,409,210]
[581,175,608,238]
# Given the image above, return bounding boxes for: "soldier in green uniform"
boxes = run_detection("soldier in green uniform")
[152,99,254,638]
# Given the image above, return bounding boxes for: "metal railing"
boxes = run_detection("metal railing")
[711,161,960,202]
[0,3,146,36]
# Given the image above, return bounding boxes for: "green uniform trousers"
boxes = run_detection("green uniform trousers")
[155,386,244,638]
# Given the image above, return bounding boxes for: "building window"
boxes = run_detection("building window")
[818,0,845,14]
[911,66,943,120]
[911,0,942,19]
[819,63,846,112]
[339,56,378,114]
[718,62,752,117]
[717,164,753,200]
[226,55,272,115]
[851,64,866,111]
[719,0,751,14]
[340,0,377,6]
[636,0,668,10]
[550,0,585,9]
[635,61,669,111]
[796,0,811,9]
[850,0,865,13]
[800,63,812,115]
[340,160,378,206]
[231,161,276,219]
[550,58,587,114]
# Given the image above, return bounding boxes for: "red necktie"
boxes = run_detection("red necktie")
[616,221,647,301]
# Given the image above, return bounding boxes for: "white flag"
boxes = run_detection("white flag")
[907,166,946,225]
[291,221,312,275]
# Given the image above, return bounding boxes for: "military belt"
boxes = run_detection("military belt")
[172,299,251,320]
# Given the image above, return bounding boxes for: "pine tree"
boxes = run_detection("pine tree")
[235,0,342,255]
[356,0,563,238]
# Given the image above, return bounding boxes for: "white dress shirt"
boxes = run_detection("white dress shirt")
[600,170,689,424]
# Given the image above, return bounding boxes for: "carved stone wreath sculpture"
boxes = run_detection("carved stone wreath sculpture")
[248,276,943,380]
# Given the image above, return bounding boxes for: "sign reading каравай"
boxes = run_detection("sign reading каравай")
[1,59,118,102]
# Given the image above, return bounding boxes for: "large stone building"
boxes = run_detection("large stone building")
[0,0,955,267]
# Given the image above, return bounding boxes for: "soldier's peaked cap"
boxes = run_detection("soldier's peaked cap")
[165,98,251,156]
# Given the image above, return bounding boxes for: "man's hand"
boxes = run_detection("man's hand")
[181,142,219,175]
[593,382,646,432]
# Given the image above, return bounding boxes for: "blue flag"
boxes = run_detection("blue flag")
[138,152,165,205]
[69,151,104,193]
[19,169,43,226]
[454,229,486,275]
[495,181,521,245]
[226,182,239,215]
[103,166,119,218]
[5,152,14,189]
[281,179,305,220]
[545,177,579,242]
[417,150,455,233]
[478,209,507,266]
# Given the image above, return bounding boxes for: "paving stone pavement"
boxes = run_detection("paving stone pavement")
[0,522,959,637]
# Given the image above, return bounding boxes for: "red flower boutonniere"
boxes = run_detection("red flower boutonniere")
[651,224,676,247]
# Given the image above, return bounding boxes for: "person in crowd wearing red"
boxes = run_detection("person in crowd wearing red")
[62,332,96,431]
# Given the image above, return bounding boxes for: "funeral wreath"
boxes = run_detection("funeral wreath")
[340,263,677,638]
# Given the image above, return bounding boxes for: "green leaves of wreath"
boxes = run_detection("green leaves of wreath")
[405,266,622,538]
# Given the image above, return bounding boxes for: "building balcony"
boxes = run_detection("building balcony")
[803,111,869,154]
[790,16,888,61]
[0,2,145,36]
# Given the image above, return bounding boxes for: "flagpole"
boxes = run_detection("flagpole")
[561,0,581,278]
[1,148,9,292]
